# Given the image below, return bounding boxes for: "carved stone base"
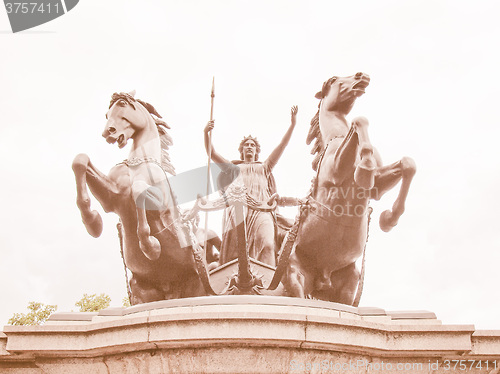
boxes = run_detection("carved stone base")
[1,296,499,373]
[208,258,287,295]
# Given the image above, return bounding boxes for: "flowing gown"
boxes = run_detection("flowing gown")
[220,161,277,266]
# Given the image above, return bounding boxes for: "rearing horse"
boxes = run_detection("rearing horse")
[72,92,212,304]
[283,73,416,305]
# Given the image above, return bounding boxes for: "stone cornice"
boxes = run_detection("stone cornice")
[1,296,499,373]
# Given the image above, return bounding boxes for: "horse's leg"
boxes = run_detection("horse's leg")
[86,161,124,213]
[325,129,359,187]
[372,157,416,232]
[328,263,360,305]
[181,274,207,298]
[323,118,377,189]
[284,253,305,298]
[284,251,314,298]
[132,180,162,261]
[351,117,377,189]
[129,275,164,304]
[72,154,104,237]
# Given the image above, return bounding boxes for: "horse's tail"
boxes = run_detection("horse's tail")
[117,221,133,305]
[268,202,306,291]
[352,246,366,307]
[352,206,372,307]
[180,219,217,296]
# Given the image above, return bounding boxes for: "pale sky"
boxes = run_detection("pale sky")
[1,0,499,329]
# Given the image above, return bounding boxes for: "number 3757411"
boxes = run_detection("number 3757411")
[5,2,61,14]
[443,360,497,371]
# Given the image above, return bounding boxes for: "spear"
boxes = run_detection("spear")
[203,77,215,258]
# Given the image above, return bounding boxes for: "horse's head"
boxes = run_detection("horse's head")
[315,72,370,115]
[102,91,158,149]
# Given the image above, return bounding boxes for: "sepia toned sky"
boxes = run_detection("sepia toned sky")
[1,0,499,329]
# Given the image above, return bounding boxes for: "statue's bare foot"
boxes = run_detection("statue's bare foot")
[379,210,399,232]
[140,235,161,261]
[82,210,103,238]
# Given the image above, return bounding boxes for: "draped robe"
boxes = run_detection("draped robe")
[219,161,277,266]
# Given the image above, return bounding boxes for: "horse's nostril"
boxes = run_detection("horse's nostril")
[356,72,363,79]
[108,126,116,134]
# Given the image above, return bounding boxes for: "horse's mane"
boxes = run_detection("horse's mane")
[306,76,338,171]
[110,93,175,176]
[306,108,323,172]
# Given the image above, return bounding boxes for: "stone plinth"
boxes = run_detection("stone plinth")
[1,296,499,373]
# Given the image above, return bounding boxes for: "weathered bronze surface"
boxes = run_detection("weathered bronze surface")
[203,106,298,268]
[72,75,415,305]
[282,73,416,305]
[72,92,212,304]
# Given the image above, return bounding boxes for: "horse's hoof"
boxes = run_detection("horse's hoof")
[140,236,161,261]
[83,210,103,238]
[379,210,398,232]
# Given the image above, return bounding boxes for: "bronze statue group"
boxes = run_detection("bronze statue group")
[73,73,415,305]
